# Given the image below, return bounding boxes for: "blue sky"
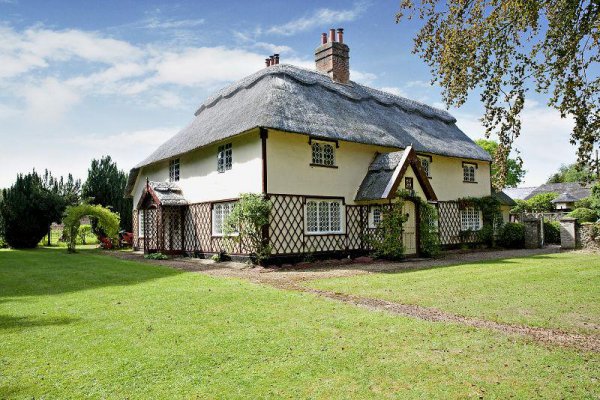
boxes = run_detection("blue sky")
[0,0,578,188]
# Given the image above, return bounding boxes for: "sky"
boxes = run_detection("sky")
[0,0,580,189]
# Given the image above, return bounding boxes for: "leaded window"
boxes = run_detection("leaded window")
[405,177,413,190]
[463,163,476,182]
[420,157,430,177]
[169,158,180,182]
[311,141,336,166]
[305,199,343,234]
[138,210,145,237]
[212,202,237,236]
[369,206,382,228]
[460,207,481,231]
[217,143,233,173]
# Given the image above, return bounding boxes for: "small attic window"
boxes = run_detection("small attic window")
[463,162,477,183]
[169,159,180,182]
[311,140,336,167]
[218,143,233,173]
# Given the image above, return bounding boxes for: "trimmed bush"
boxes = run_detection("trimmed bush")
[567,208,598,223]
[544,221,561,244]
[499,223,525,249]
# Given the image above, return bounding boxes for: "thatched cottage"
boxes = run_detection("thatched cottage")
[126,29,492,260]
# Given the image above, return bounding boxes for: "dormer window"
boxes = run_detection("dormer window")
[217,143,232,173]
[169,158,180,182]
[311,140,336,167]
[463,162,477,183]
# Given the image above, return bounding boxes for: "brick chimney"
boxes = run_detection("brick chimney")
[315,28,349,84]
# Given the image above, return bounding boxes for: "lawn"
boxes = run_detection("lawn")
[308,252,600,335]
[0,249,598,398]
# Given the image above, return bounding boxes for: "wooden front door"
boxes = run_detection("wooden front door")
[402,201,417,255]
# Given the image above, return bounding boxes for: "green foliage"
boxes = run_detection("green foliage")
[417,199,440,257]
[547,163,596,184]
[77,225,93,245]
[589,183,600,211]
[567,208,598,223]
[475,139,525,189]
[63,204,120,252]
[458,196,503,246]
[224,193,271,265]
[211,250,231,263]
[144,252,168,260]
[511,193,559,213]
[397,1,599,187]
[498,223,525,249]
[574,196,593,209]
[82,156,133,232]
[0,170,79,248]
[369,199,408,260]
[543,221,561,244]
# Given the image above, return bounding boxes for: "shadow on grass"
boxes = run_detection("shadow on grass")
[0,314,79,331]
[0,247,183,298]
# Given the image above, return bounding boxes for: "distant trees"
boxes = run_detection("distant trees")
[511,193,558,214]
[547,163,596,183]
[0,170,81,248]
[82,156,132,232]
[475,139,525,189]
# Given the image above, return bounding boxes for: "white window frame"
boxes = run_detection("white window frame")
[169,158,180,182]
[368,206,382,229]
[304,198,345,234]
[460,207,482,231]
[463,163,476,182]
[212,201,238,236]
[311,140,336,167]
[217,143,233,173]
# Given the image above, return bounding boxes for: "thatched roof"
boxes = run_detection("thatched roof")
[126,64,490,195]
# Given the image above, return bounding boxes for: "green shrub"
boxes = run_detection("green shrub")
[369,200,408,260]
[211,250,231,262]
[499,223,525,248]
[144,252,168,260]
[63,204,120,252]
[567,208,598,223]
[224,193,271,265]
[543,221,561,244]
[418,200,440,257]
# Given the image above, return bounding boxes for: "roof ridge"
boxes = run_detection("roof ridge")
[193,64,456,123]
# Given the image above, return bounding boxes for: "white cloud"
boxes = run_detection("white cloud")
[267,2,369,36]
[21,78,80,122]
[142,17,205,30]
[380,86,407,97]
[454,103,576,186]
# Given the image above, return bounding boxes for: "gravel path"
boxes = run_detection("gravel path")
[104,247,600,352]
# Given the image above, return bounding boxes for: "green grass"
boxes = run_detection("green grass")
[309,253,600,335]
[0,249,598,398]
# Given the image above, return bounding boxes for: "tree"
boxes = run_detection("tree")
[476,139,525,188]
[511,192,558,213]
[82,156,132,232]
[546,163,596,183]
[397,1,599,189]
[0,171,68,248]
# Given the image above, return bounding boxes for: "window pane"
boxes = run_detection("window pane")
[323,144,335,166]
[312,143,322,165]
[318,201,329,231]
[330,201,341,231]
[372,208,381,227]
[421,158,429,176]
[307,201,318,232]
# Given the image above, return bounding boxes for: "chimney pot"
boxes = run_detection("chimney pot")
[274,53,280,64]
[321,32,327,44]
[337,28,344,44]
[265,58,271,67]
[329,28,336,43]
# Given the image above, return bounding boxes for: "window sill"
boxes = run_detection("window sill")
[305,232,345,236]
[463,180,478,184]
[309,163,338,169]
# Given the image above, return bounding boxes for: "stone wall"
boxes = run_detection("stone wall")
[559,218,578,249]
[523,218,542,249]
[579,223,600,250]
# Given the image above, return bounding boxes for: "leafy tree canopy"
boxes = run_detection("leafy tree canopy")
[82,156,132,232]
[546,163,596,183]
[0,170,80,248]
[397,1,599,189]
[511,192,558,213]
[476,139,525,188]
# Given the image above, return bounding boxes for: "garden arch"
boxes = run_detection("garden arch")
[63,204,120,252]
